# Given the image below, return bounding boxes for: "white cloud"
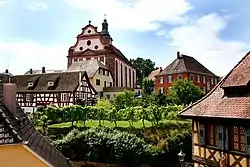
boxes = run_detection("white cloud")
[168,13,247,76]
[25,0,48,10]
[0,39,68,75]
[63,0,192,31]
[0,0,8,7]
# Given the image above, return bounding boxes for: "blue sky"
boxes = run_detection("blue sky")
[0,0,249,76]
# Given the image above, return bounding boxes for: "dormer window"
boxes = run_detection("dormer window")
[28,82,33,87]
[48,81,54,87]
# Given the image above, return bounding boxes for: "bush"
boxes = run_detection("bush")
[52,127,164,167]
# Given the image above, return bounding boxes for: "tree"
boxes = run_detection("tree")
[107,107,120,127]
[166,79,205,106]
[142,79,154,95]
[114,91,135,110]
[130,57,155,85]
[95,99,112,126]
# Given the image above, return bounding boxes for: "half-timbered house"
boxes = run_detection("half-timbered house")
[11,71,96,112]
[179,51,250,167]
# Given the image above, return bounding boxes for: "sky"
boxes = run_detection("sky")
[0,0,249,76]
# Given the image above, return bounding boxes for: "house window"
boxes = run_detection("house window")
[196,75,200,83]
[104,81,107,87]
[190,74,194,82]
[26,94,31,101]
[202,87,206,93]
[159,87,164,93]
[110,82,112,87]
[207,124,216,146]
[211,77,214,84]
[177,74,182,80]
[106,94,110,99]
[74,58,78,62]
[61,93,67,102]
[199,124,205,145]
[168,76,173,83]
[159,77,163,84]
[96,79,100,86]
[231,126,246,152]
[202,76,206,83]
[214,78,218,85]
[28,82,33,87]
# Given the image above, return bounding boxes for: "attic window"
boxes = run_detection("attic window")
[88,30,91,33]
[79,47,83,51]
[48,82,54,87]
[87,40,91,46]
[28,82,33,87]
[95,45,98,49]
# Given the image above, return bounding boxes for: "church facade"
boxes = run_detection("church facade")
[67,19,136,89]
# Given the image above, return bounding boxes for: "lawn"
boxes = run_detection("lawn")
[48,119,186,128]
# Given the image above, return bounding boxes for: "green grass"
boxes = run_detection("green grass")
[48,119,189,129]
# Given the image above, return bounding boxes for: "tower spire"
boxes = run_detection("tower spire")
[101,14,109,35]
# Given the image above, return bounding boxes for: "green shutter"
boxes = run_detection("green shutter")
[200,124,205,145]
[246,129,250,154]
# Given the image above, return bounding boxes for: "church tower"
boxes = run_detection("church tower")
[67,17,136,89]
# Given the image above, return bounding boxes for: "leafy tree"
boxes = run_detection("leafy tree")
[130,57,155,85]
[152,90,167,106]
[135,106,148,128]
[114,91,135,110]
[79,106,91,127]
[166,79,205,105]
[95,99,112,126]
[107,107,120,127]
[142,79,154,95]
[122,107,139,127]
[64,105,80,127]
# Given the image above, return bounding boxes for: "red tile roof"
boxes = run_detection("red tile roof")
[179,51,250,119]
[221,51,250,88]
[147,68,162,81]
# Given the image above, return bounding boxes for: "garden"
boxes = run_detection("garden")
[30,80,203,167]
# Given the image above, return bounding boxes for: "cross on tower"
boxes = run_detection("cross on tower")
[88,20,91,25]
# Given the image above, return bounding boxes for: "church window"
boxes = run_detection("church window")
[121,63,123,87]
[94,45,98,49]
[79,47,83,51]
[87,40,91,46]
[88,30,91,33]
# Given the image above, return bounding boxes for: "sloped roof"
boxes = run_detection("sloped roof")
[0,101,73,167]
[156,55,217,76]
[11,71,96,94]
[221,51,250,88]
[147,68,162,81]
[179,51,250,119]
[66,59,108,78]
[24,69,64,75]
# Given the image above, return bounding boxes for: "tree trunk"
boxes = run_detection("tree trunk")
[71,121,74,127]
[114,121,117,128]
[83,120,86,127]
[142,119,145,128]
[99,120,101,126]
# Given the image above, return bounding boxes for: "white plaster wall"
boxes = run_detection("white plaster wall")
[75,38,104,51]
[91,72,113,92]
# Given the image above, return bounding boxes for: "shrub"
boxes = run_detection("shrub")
[52,127,164,166]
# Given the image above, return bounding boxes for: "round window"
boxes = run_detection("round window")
[88,30,91,33]
[94,45,98,49]
[87,40,91,46]
[79,47,83,51]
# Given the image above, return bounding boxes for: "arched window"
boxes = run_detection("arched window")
[115,60,118,87]
[121,63,123,87]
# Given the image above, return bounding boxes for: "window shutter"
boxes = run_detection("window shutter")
[199,124,205,145]
[224,127,228,150]
[246,129,250,154]
[216,125,223,149]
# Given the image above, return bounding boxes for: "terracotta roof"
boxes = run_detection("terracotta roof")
[179,51,250,119]
[221,51,250,88]
[66,59,108,78]
[0,101,73,167]
[11,71,96,94]
[147,68,162,81]
[156,54,217,76]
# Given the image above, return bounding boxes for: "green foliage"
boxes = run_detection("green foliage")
[130,57,156,85]
[52,127,164,166]
[167,79,205,105]
[142,79,154,95]
[114,91,136,110]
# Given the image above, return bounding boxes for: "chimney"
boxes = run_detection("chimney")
[177,51,181,59]
[42,67,46,73]
[30,68,33,74]
[3,83,17,115]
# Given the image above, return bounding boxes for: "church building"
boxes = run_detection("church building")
[67,18,136,89]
